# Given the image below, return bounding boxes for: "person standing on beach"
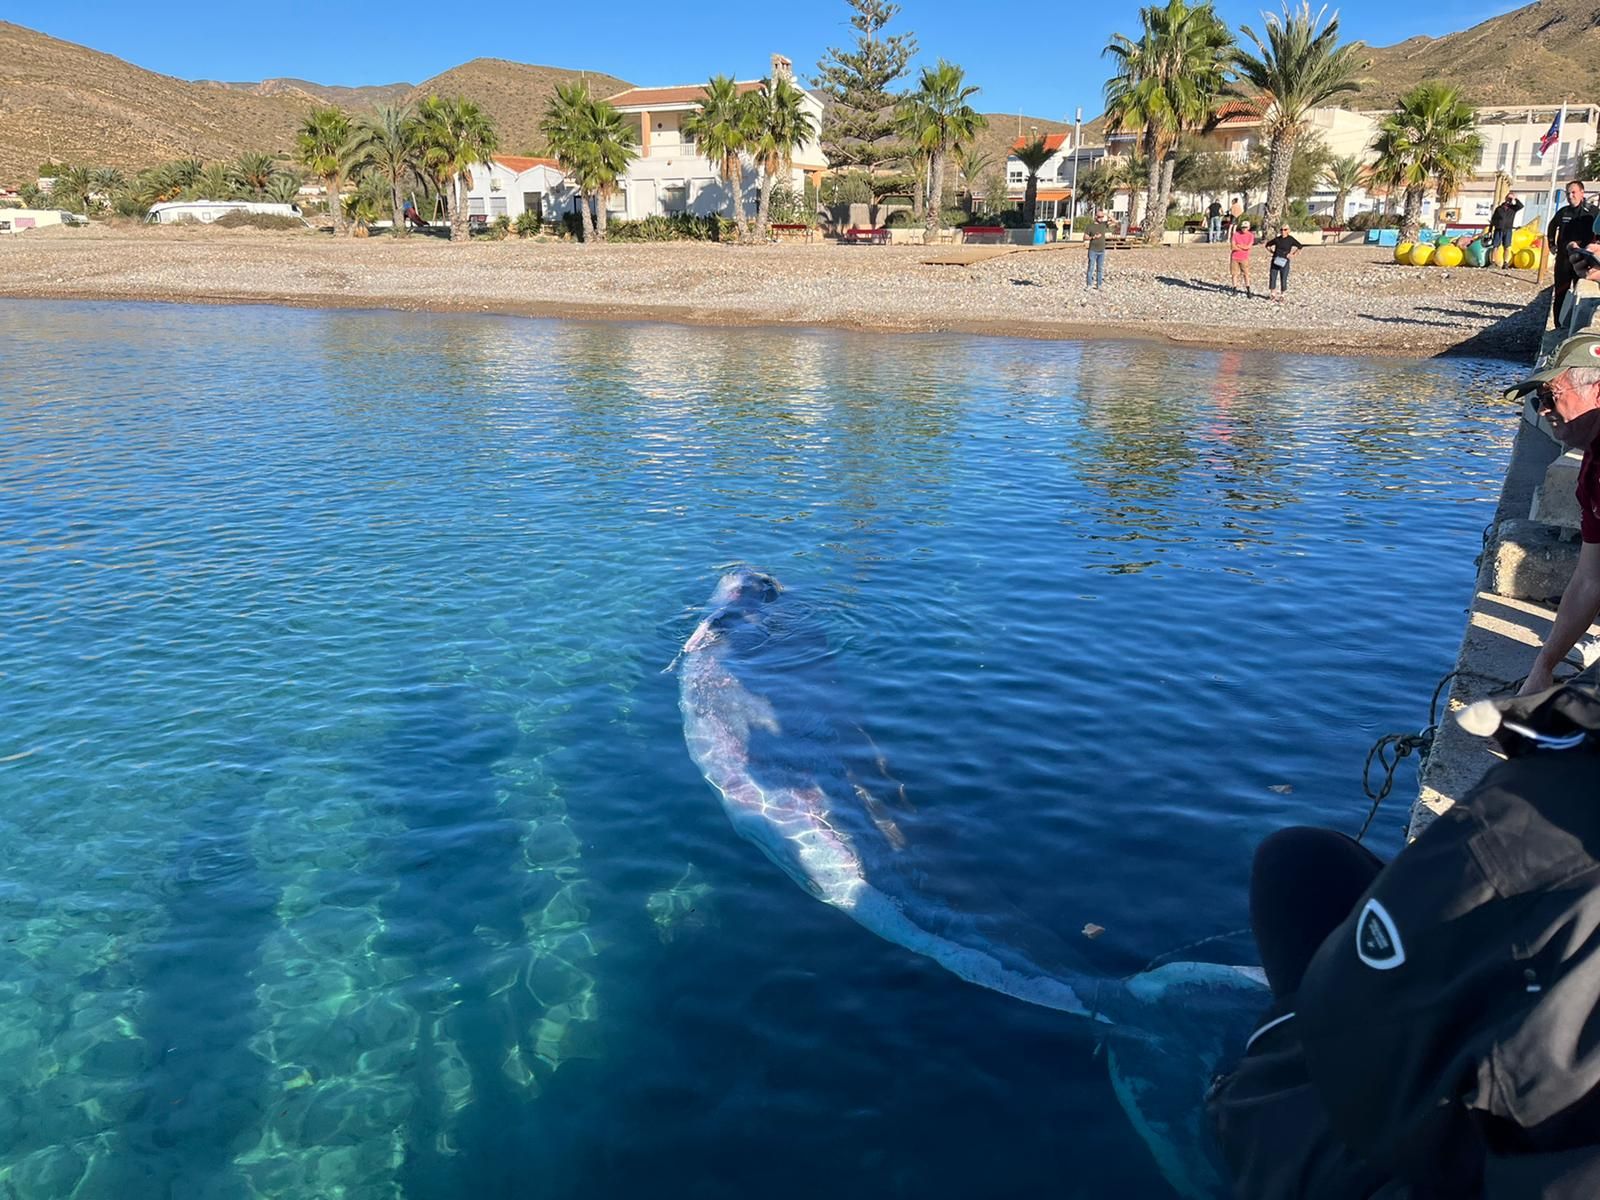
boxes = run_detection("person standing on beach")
[1228,196,1244,235]
[1264,224,1303,302]
[1548,180,1596,323]
[1230,220,1256,297]
[1086,208,1110,290]
[1207,199,1223,243]
[1485,191,1522,268]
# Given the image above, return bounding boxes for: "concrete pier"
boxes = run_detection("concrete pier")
[1409,281,1600,836]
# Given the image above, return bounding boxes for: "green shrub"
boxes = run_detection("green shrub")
[1286,199,1313,229]
[884,209,914,227]
[515,210,542,237]
[213,210,302,230]
[768,183,816,227]
[1346,210,1400,231]
[604,213,732,242]
[491,214,512,240]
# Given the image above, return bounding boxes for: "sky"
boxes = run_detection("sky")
[22,0,1527,120]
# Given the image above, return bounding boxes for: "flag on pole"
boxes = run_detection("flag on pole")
[1539,109,1563,156]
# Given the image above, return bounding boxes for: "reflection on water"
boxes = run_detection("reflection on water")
[0,301,1512,1199]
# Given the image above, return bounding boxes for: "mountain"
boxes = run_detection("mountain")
[402,59,630,155]
[202,78,416,109]
[1357,0,1600,109]
[0,22,626,184]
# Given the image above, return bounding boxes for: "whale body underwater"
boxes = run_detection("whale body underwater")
[677,566,1269,1199]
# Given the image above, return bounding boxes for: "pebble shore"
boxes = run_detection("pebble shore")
[0,224,1547,359]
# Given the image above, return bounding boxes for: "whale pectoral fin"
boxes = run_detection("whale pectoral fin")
[852,781,907,850]
[853,724,917,813]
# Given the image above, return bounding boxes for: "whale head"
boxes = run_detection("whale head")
[709,566,782,612]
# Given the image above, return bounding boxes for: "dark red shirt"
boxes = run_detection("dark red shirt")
[1580,445,1600,543]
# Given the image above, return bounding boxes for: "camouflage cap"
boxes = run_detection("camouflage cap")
[1505,333,1600,399]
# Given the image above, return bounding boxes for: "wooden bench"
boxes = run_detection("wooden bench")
[840,226,890,246]
[771,223,814,242]
[961,225,1007,244]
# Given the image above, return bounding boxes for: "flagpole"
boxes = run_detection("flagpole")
[1541,100,1568,286]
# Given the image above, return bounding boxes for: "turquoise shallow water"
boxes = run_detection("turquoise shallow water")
[1,299,1513,1198]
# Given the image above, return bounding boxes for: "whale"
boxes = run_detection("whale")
[677,566,1268,1199]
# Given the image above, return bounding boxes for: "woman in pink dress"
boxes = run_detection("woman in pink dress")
[1230,220,1256,298]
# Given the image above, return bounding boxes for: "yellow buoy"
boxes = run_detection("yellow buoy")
[1511,224,1536,252]
[1512,247,1537,270]
[1394,241,1414,263]
[1434,242,1464,268]
[1409,242,1435,267]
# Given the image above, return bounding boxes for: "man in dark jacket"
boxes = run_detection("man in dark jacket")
[1548,180,1595,322]
[1209,681,1600,1198]
[1486,190,1522,268]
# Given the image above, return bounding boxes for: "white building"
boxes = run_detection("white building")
[605,54,828,222]
[0,208,87,234]
[1004,132,1108,220]
[1145,100,1599,228]
[461,155,577,223]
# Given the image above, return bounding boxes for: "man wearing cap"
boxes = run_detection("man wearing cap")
[1506,333,1600,696]
[1209,680,1600,1198]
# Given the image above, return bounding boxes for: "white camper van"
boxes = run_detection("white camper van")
[146,201,306,225]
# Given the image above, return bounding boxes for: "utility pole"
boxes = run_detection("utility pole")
[1070,106,1082,232]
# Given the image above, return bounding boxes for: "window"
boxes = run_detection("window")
[662,181,688,215]
[523,192,543,217]
[1497,142,1509,171]
[468,196,486,216]
[490,195,508,218]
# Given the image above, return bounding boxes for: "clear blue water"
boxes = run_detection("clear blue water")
[1,300,1512,1199]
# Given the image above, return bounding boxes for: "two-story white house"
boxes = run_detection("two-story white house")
[1004,132,1107,220]
[604,54,828,222]
[461,155,578,223]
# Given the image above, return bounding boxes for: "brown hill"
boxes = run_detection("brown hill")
[401,59,631,155]
[1358,0,1600,109]
[0,23,627,184]
[0,21,314,181]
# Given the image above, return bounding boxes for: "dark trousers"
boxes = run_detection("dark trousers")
[1554,255,1576,327]
[1250,827,1384,999]
[1268,260,1291,293]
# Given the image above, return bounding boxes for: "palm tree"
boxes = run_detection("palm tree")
[418,95,500,242]
[236,152,277,196]
[897,60,986,243]
[1322,153,1365,225]
[1371,83,1481,240]
[1077,161,1121,213]
[954,145,994,207]
[1232,2,1367,232]
[346,105,423,235]
[542,82,601,242]
[188,162,238,201]
[90,167,125,201]
[297,106,353,235]
[682,74,753,241]
[51,166,95,214]
[583,99,640,241]
[1105,0,1233,243]
[1014,136,1055,225]
[266,172,303,206]
[343,171,390,235]
[748,75,817,242]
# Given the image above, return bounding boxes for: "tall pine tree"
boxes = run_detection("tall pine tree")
[814,0,917,201]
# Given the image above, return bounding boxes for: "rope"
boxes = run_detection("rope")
[1354,667,1524,843]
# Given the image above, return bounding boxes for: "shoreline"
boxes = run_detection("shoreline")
[0,226,1547,361]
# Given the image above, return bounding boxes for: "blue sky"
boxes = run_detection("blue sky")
[26,0,1525,119]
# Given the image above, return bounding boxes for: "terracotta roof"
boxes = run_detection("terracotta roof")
[607,81,763,108]
[1011,132,1070,153]
[492,155,561,173]
[1212,99,1261,127]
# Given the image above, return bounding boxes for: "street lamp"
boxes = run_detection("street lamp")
[1070,107,1083,233]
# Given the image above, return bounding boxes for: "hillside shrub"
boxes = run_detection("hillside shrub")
[213,210,302,230]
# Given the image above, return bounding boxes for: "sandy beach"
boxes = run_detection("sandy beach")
[0,223,1547,358]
